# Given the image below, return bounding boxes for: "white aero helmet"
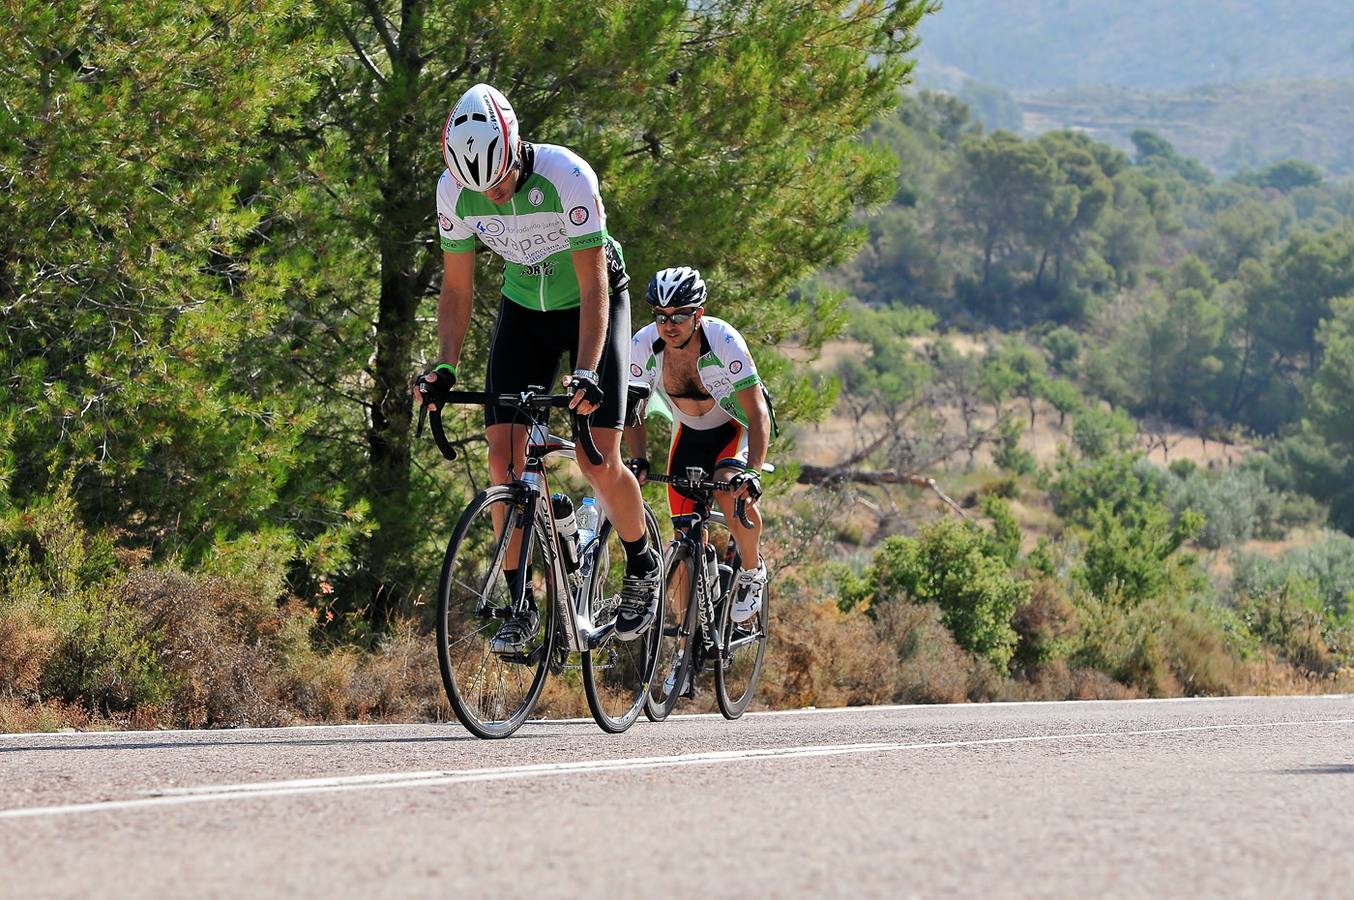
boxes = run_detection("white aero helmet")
[645,266,708,308]
[442,83,520,192]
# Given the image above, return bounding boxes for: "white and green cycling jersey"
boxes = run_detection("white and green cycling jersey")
[629,317,763,430]
[436,142,625,312]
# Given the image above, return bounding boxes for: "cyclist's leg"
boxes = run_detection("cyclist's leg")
[572,288,650,556]
[574,289,661,639]
[484,297,564,608]
[707,422,760,563]
[711,425,765,621]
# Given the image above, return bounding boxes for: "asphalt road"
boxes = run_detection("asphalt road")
[2,695,1352,898]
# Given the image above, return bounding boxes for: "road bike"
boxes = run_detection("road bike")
[420,388,664,738]
[643,466,770,721]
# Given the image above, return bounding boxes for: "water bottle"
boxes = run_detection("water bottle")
[576,496,599,550]
[574,495,601,579]
[551,493,580,572]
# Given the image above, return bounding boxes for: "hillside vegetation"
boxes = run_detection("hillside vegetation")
[6,3,1354,731]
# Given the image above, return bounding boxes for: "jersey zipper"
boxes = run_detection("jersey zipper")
[509,191,546,311]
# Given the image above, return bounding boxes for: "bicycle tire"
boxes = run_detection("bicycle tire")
[583,503,664,733]
[436,485,556,739]
[714,571,768,720]
[644,542,700,722]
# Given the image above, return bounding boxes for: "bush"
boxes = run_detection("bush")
[1232,531,1354,621]
[1069,586,1245,697]
[1164,467,1298,550]
[867,517,1027,669]
[993,418,1036,476]
[1078,502,1204,604]
[1010,578,1079,673]
[874,602,972,703]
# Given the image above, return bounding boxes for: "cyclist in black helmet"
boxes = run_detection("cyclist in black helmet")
[625,267,769,624]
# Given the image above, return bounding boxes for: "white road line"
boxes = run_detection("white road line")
[1,693,1349,743]
[2,717,1351,821]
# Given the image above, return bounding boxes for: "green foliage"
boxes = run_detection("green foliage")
[1231,531,1354,623]
[1069,404,1136,461]
[992,418,1036,476]
[1238,160,1324,194]
[0,0,362,575]
[1078,502,1204,605]
[1,484,170,711]
[863,517,1027,669]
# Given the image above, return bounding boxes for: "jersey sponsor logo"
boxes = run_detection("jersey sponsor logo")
[729,360,743,374]
[698,352,722,370]
[479,218,506,237]
[528,187,544,207]
[630,363,644,378]
[594,193,603,218]
[572,166,582,176]
[438,212,453,232]
[569,205,589,226]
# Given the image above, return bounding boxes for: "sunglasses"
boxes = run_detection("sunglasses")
[655,308,700,325]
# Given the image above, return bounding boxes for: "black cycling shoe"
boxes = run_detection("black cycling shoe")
[614,564,661,642]
[488,606,540,655]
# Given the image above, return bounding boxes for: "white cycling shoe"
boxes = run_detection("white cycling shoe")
[731,560,766,624]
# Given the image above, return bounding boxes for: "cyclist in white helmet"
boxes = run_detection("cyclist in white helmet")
[625,266,770,623]
[414,83,661,652]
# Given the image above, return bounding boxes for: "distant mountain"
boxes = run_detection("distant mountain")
[918,0,1354,91]
[1021,80,1354,176]
[913,1,1354,175]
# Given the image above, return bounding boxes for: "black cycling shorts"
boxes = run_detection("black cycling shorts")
[665,419,750,517]
[484,289,630,430]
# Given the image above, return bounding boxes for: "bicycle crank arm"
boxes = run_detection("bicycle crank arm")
[580,616,615,649]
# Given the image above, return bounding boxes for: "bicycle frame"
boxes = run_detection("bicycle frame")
[504,422,616,654]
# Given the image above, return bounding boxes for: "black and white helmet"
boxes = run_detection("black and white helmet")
[442,83,520,192]
[645,266,707,308]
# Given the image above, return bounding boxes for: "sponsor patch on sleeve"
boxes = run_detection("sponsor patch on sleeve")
[569,206,590,226]
[438,212,453,232]
[630,363,644,378]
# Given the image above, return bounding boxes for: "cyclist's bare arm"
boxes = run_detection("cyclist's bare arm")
[736,384,770,474]
[567,245,608,414]
[438,250,475,368]
[624,421,648,460]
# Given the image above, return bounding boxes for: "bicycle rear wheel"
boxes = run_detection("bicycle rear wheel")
[714,573,768,720]
[436,486,556,739]
[582,504,664,733]
[644,543,699,722]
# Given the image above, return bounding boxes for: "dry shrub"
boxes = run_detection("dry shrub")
[875,602,972,704]
[0,604,60,697]
[1011,578,1079,674]
[348,621,448,721]
[288,647,360,722]
[125,571,298,727]
[536,675,592,720]
[761,596,900,709]
[1009,659,1140,700]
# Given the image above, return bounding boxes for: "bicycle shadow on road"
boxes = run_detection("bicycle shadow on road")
[1276,764,1354,775]
[0,731,554,754]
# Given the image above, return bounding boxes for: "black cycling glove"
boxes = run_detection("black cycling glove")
[729,469,762,500]
[627,457,650,480]
[566,369,604,408]
[415,364,456,406]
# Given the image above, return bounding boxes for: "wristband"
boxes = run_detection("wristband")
[435,363,457,376]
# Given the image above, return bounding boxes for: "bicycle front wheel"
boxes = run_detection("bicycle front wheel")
[436,486,556,739]
[644,543,698,722]
[582,503,664,733]
[714,573,768,720]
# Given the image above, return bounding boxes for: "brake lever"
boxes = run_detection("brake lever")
[735,497,753,530]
